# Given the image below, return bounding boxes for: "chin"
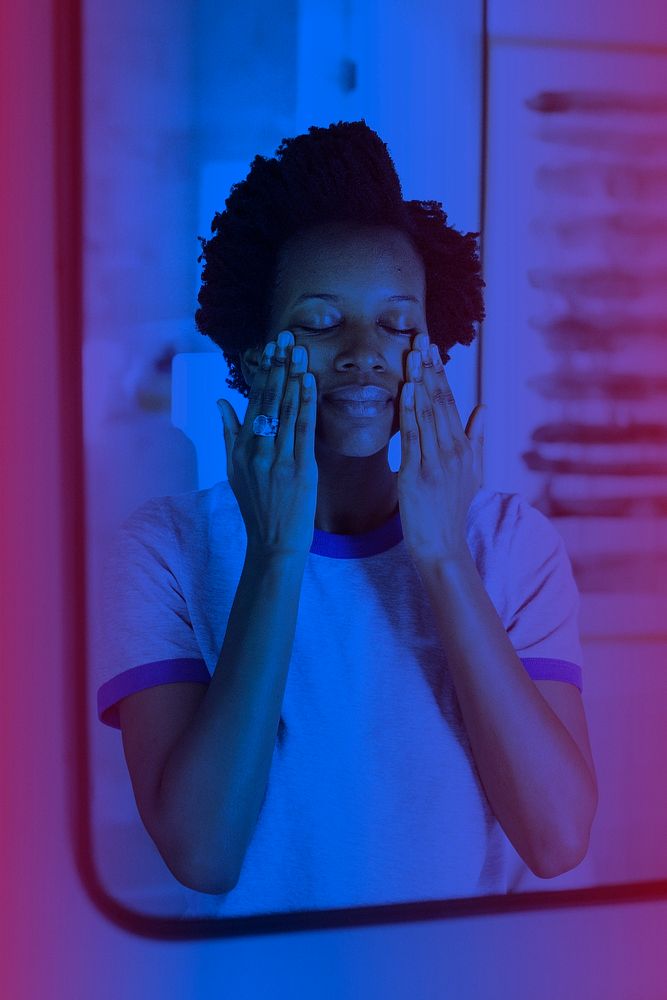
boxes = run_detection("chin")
[315,402,398,459]
[315,430,392,460]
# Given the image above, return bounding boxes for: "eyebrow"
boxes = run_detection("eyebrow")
[292,293,420,305]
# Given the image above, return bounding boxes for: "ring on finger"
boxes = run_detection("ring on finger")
[429,344,445,372]
[420,340,433,367]
[253,414,280,437]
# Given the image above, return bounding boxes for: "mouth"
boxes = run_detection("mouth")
[322,382,395,419]
[325,397,392,418]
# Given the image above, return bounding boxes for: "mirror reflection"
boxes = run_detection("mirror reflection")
[86,1,667,920]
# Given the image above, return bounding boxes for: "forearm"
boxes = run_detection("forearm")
[416,549,597,878]
[155,548,307,893]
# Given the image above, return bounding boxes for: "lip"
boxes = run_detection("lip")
[323,383,394,418]
[325,397,392,418]
[324,384,393,402]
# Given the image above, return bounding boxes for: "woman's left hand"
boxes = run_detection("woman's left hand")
[397,332,486,566]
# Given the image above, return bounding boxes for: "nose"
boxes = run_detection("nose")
[333,323,390,373]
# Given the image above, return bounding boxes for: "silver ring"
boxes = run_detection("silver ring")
[253,414,279,437]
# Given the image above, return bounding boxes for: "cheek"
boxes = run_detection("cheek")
[291,336,323,374]
[285,336,321,371]
[388,341,412,383]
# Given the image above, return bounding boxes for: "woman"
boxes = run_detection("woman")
[96,121,597,916]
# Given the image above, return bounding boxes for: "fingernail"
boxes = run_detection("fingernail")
[430,343,444,369]
[276,330,292,354]
[261,342,275,369]
[216,398,225,413]
[410,352,423,381]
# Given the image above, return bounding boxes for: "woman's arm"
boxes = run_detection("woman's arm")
[120,547,308,894]
[415,550,597,878]
[120,334,318,894]
[397,335,597,878]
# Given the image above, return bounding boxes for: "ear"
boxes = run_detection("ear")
[238,346,263,389]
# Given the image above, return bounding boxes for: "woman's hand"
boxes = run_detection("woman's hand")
[217,330,319,558]
[397,332,486,566]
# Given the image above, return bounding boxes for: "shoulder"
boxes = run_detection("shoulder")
[466,487,526,549]
[117,479,241,550]
[467,487,564,554]
[465,489,575,612]
[102,481,244,592]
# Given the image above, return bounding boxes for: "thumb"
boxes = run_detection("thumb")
[464,403,486,441]
[476,404,486,440]
[474,405,486,485]
[216,398,238,481]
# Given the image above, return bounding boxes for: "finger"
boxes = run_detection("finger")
[428,343,467,445]
[465,404,486,485]
[294,369,317,468]
[274,343,307,461]
[411,345,452,455]
[249,331,294,453]
[398,380,420,474]
[217,397,240,482]
[410,333,454,452]
[238,339,277,445]
[464,403,485,442]
[259,330,292,419]
[407,350,439,467]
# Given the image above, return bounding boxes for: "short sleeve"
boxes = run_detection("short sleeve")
[94,500,210,729]
[505,497,584,692]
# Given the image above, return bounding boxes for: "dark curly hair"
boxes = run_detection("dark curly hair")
[195,120,485,397]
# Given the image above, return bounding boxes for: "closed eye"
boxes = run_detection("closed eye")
[385,327,418,336]
[295,325,340,333]
[295,324,418,336]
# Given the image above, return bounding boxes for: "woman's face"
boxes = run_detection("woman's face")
[244,223,429,459]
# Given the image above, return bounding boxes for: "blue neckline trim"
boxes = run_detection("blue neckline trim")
[310,509,403,559]
[308,488,487,560]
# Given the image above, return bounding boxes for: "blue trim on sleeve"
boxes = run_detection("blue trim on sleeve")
[98,657,211,729]
[520,657,583,693]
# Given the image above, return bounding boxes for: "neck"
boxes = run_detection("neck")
[313,444,398,534]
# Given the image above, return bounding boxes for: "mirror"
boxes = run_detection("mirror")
[84,0,667,925]
[483,38,667,891]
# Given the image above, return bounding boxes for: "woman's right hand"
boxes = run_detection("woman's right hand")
[217,330,319,559]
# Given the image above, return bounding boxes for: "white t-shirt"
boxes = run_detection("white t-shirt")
[96,481,583,916]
